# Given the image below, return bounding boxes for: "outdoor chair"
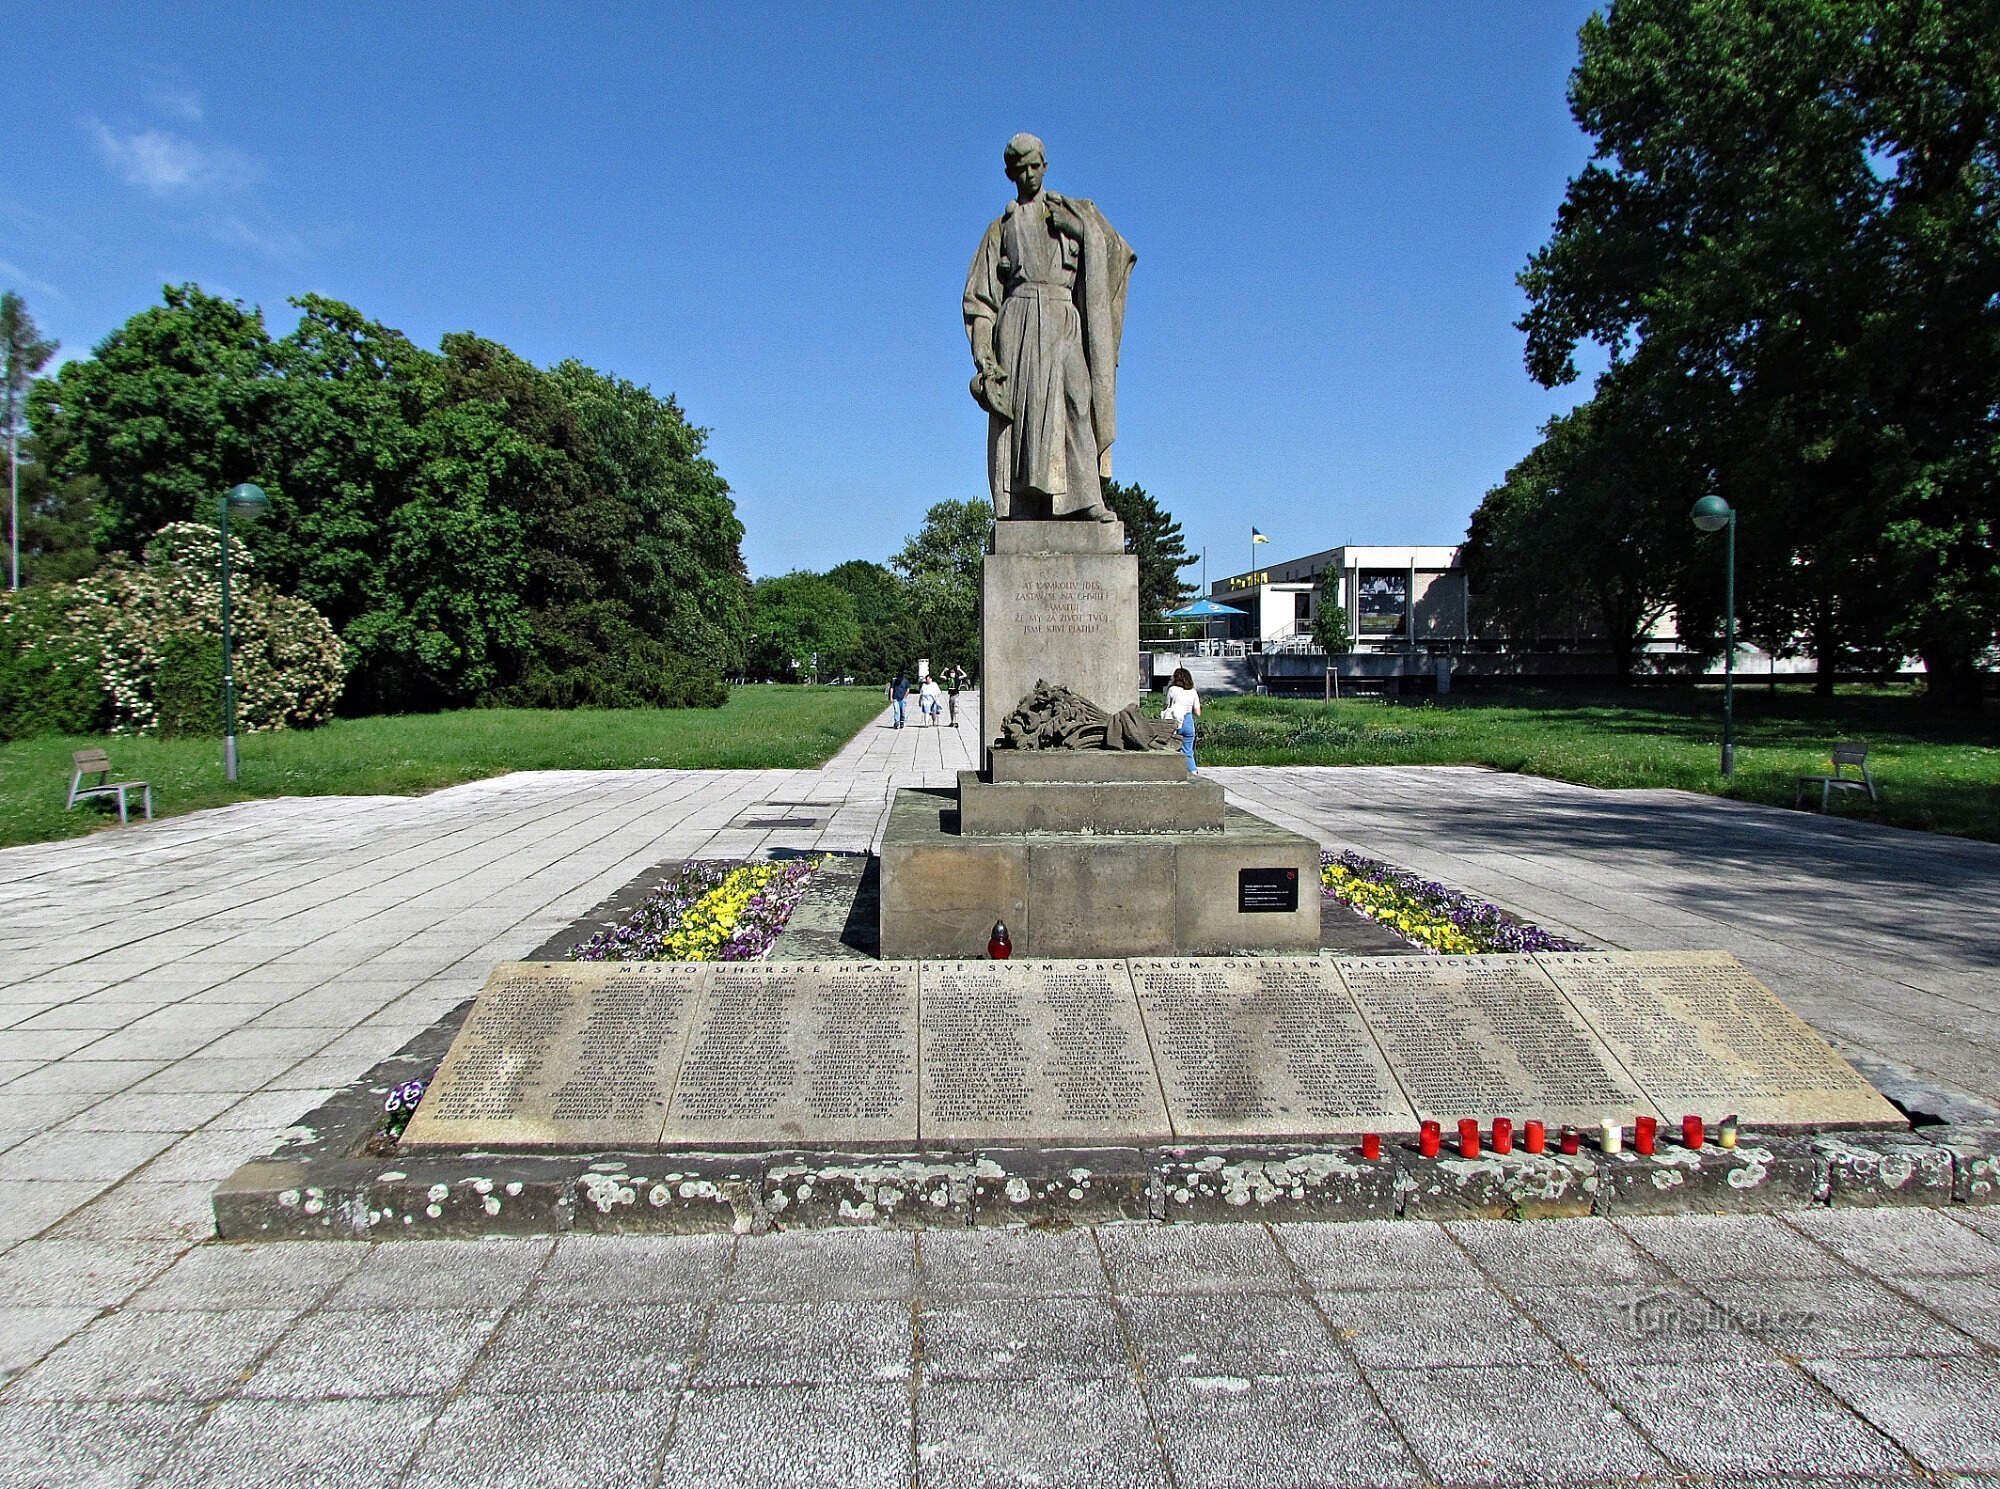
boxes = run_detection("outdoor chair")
[66,748,154,824]
[1795,741,1879,813]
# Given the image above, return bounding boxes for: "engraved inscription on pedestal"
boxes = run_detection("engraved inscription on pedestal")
[660,962,918,1147]
[919,960,1169,1145]
[1537,951,1903,1128]
[1336,955,1649,1125]
[1131,959,1415,1139]
[404,962,707,1148]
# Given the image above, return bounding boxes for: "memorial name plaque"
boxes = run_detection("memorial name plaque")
[1132,958,1415,1139]
[404,962,708,1148]
[1335,955,1649,1125]
[1536,951,1904,1128]
[919,960,1169,1145]
[660,962,918,1147]
[1237,867,1301,914]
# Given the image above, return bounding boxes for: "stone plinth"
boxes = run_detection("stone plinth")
[988,752,1188,784]
[980,520,1141,756]
[956,770,1224,835]
[878,787,1321,959]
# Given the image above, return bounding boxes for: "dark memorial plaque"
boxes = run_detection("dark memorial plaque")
[660,962,918,1147]
[1335,955,1650,1126]
[1131,958,1415,1139]
[919,960,1169,1145]
[1237,867,1301,914]
[404,962,707,1148]
[1537,951,1903,1128]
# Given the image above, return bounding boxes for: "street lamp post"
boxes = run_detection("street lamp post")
[1689,494,1736,775]
[219,483,268,782]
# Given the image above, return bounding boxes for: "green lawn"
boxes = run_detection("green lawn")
[1,686,885,849]
[1190,685,2000,843]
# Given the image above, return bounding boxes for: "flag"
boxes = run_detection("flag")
[1251,528,1269,544]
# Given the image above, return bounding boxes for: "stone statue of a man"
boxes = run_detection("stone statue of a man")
[964,133,1135,522]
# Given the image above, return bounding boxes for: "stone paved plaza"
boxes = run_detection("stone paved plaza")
[4,698,1999,1486]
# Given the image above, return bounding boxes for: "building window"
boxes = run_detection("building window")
[1294,592,1312,622]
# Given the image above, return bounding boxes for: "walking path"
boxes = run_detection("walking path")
[2,700,1997,1486]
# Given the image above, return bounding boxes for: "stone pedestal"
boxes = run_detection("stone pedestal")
[980,519,1140,755]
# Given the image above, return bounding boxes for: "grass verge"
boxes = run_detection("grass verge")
[1192,685,1999,843]
[1,686,884,849]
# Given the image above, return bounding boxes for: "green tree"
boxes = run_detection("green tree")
[749,572,861,680]
[891,498,992,672]
[3,291,61,590]
[1518,0,2000,706]
[822,558,920,682]
[1102,479,1196,625]
[1310,569,1351,655]
[12,435,101,587]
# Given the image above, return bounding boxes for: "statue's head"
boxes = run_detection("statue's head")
[1004,133,1047,194]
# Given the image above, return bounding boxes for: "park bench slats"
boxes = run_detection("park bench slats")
[66,748,154,825]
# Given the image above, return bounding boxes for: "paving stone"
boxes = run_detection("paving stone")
[11,1306,296,1401]
[1704,1275,1988,1358]
[1273,1218,1482,1290]
[132,1056,299,1095]
[917,1376,1167,1489]
[47,1180,220,1242]
[1509,1280,1781,1364]
[1886,1274,2000,1349]
[658,1383,912,1489]
[242,1306,501,1398]
[1954,1208,2000,1243]
[0,1400,203,1489]
[531,1231,731,1302]
[56,1091,241,1133]
[130,1239,367,1310]
[205,1089,329,1130]
[1369,1362,1668,1486]
[0,1089,103,1130]
[0,1129,178,1182]
[1787,1205,2000,1276]
[1589,1359,1906,1476]
[1096,1222,1293,1295]
[724,1227,915,1301]
[147,1396,437,1489]
[919,1295,1128,1381]
[0,1305,98,1380]
[0,1178,113,1240]
[1618,1212,1857,1281]
[323,1236,551,1310]
[1118,1291,1343,1380]
[1444,1215,1666,1289]
[135,1129,271,1183]
[2,1061,166,1095]
[466,1302,703,1392]
[918,1226,1108,1302]
[1804,1355,2000,1474]
[695,1298,911,1386]
[0,1238,184,1306]
[1146,1371,1420,1487]
[1315,1286,1559,1369]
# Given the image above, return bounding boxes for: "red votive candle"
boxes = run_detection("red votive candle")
[1457,1118,1481,1158]
[987,921,1011,960]
[1559,1125,1580,1156]
[1682,1114,1705,1150]
[1523,1120,1546,1155]
[1361,1133,1381,1161]
[1634,1114,1658,1156]
[1419,1120,1442,1158]
[1491,1118,1514,1155]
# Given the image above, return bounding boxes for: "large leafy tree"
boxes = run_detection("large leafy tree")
[3,291,59,591]
[1102,478,1196,625]
[891,498,992,672]
[821,558,921,682]
[1518,0,2000,706]
[748,572,861,680]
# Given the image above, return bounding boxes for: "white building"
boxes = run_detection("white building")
[1208,544,1468,650]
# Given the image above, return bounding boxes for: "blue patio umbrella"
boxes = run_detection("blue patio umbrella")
[1162,595,1247,649]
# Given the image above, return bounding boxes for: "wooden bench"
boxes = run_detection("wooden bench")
[1796,741,1880,812]
[67,749,153,824]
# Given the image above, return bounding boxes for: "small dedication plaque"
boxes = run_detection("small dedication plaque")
[404,962,708,1148]
[1237,867,1301,914]
[920,960,1169,1145]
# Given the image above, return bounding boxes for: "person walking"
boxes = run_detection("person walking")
[1163,666,1202,774]
[919,673,943,727]
[889,671,909,729]
[945,665,963,726]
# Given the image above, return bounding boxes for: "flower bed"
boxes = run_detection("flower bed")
[569,857,825,962]
[1320,850,1580,955]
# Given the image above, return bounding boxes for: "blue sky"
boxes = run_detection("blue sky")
[2,3,1606,583]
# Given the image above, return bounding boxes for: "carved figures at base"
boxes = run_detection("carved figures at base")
[965,133,1135,522]
[994,681,1180,752]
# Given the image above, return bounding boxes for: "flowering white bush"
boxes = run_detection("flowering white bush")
[54,521,346,734]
